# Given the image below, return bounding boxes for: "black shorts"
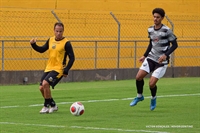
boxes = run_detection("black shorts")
[147,58,164,73]
[40,71,63,89]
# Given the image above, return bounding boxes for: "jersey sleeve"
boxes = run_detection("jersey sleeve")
[143,39,152,57]
[167,29,177,42]
[164,29,178,56]
[165,39,178,56]
[31,39,49,53]
[63,41,75,75]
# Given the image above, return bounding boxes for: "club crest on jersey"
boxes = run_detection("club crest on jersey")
[48,77,53,82]
[153,36,159,42]
[52,43,56,49]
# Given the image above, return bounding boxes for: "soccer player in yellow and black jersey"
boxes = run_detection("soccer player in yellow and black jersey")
[30,22,75,114]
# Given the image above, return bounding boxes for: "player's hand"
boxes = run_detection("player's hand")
[139,56,146,63]
[158,54,167,64]
[63,74,68,77]
[30,38,37,44]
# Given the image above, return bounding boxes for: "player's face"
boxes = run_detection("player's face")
[54,25,64,40]
[153,13,163,25]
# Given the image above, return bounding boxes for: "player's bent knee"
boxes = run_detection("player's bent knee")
[136,70,148,81]
[136,74,145,81]
[42,81,50,89]
[149,82,156,88]
[136,76,143,81]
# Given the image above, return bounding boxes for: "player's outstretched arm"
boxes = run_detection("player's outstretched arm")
[30,38,49,53]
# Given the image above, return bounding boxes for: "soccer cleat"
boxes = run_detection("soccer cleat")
[130,96,144,106]
[150,97,157,111]
[49,105,58,113]
[40,107,49,114]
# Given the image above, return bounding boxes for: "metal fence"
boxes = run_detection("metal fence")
[1,40,200,71]
[0,8,199,71]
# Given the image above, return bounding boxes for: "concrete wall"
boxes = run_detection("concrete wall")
[0,67,199,85]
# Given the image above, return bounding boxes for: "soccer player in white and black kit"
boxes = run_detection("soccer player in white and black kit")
[130,8,178,110]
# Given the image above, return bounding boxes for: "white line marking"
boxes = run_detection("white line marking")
[1,93,200,109]
[0,105,19,108]
[71,126,169,133]
[0,122,65,128]
[0,122,169,133]
[29,104,43,107]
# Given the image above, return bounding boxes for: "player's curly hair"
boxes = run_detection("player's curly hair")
[152,8,165,17]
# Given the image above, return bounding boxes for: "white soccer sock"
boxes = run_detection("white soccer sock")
[137,94,142,98]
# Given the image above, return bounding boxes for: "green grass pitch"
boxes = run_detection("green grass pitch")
[0,77,199,133]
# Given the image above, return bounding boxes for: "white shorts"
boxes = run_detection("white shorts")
[140,58,168,79]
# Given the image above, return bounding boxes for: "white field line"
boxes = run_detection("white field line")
[0,122,169,133]
[71,126,169,133]
[0,105,20,108]
[0,122,65,128]
[1,93,200,109]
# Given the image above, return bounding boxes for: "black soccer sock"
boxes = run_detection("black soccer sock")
[150,85,157,97]
[50,98,56,107]
[44,99,50,107]
[136,79,144,94]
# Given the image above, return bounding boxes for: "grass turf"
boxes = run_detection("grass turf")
[0,77,199,133]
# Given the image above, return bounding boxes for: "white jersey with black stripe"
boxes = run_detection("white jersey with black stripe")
[147,24,177,64]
